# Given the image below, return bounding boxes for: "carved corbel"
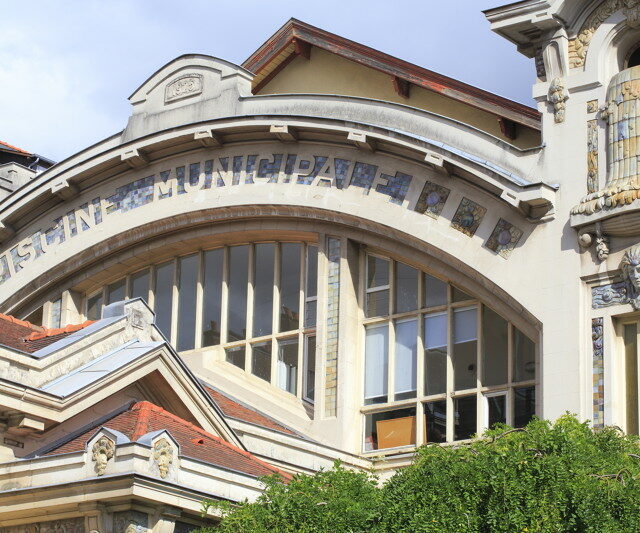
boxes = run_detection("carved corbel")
[347,131,376,152]
[153,438,174,479]
[121,148,149,169]
[548,78,569,123]
[91,435,115,476]
[270,124,298,143]
[578,223,609,262]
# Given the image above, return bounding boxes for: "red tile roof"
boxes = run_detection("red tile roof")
[0,140,31,155]
[0,314,93,354]
[43,401,290,479]
[204,385,297,436]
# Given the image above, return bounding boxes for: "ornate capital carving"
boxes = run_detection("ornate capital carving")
[91,435,115,476]
[153,438,173,479]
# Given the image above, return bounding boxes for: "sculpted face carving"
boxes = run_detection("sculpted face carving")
[91,435,115,476]
[153,438,173,479]
[621,245,640,309]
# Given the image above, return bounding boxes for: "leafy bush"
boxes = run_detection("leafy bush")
[197,415,640,532]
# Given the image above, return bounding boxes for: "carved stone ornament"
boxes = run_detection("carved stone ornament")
[621,244,640,309]
[91,435,115,476]
[570,0,640,68]
[153,438,173,479]
[165,74,203,104]
[548,78,569,123]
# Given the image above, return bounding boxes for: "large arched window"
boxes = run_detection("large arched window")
[361,252,536,451]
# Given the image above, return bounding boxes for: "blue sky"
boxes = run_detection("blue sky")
[1,1,535,162]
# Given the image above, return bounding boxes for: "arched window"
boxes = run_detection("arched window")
[627,45,640,68]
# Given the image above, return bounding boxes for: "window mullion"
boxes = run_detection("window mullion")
[296,245,306,397]
[194,250,204,350]
[446,285,454,442]
[170,258,179,347]
[476,304,484,434]
[147,265,155,310]
[271,243,281,387]
[220,247,229,347]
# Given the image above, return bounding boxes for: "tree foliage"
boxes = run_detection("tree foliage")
[198,415,640,532]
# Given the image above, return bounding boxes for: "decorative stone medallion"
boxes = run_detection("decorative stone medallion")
[91,435,115,476]
[414,181,450,219]
[165,74,203,104]
[153,438,174,479]
[485,218,523,258]
[451,197,486,237]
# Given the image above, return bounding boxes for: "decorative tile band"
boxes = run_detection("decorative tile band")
[451,197,487,237]
[325,236,341,417]
[485,218,523,258]
[414,180,450,219]
[587,119,599,194]
[592,317,604,429]
[592,281,629,309]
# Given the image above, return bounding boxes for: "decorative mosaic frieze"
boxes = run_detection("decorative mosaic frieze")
[592,317,605,429]
[0,518,85,533]
[485,218,523,258]
[113,511,149,533]
[324,237,341,418]
[414,181,450,219]
[587,119,599,194]
[591,281,629,309]
[451,197,486,237]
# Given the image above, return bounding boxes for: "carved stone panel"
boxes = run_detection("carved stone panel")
[592,281,629,308]
[0,517,85,533]
[485,218,523,258]
[91,435,115,476]
[153,438,174,479]
[451,197,486,237]
[414,180,450,219]
[165,74,203,104]
[113,511,149,533]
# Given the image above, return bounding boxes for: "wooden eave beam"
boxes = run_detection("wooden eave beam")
[392,76,411,98]
[293,38,311,60]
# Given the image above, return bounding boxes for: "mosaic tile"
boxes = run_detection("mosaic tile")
[257,154,283,183]
[414,180,450,218]
[451,197,486,237]
[376,171,412,205]
[592,317,604,429]
[485,218,523,258]
[349,161,378,193]
[283,154,297,183]
[592,282,629,309]
[297,156,328,185]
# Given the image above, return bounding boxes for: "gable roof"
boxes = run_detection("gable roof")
[0,313,94,354]
[243,18,541,130]
[0,140,31,156]
[38,400,290,479]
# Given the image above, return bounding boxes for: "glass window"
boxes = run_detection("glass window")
[228,245,248,342]
[280,243,301,332]
[482,307,508,387]
[514,328,536,382]
[304,335,316,402]
[87,292,103,321]
[50,298,62,329]
[225,345,245,370]
[366,255,389,317]
[252,341,272,382]
[424,401,447,443]
[364,324,389,405]
[453,307,477,391]
[395,318,417,400]
[154,261,175,338]
[25,307,43,327]
[395,262,418,313]
[253,243,275,337]
[364,407,416,451]
[278,338,298,394]
[202,249,223,347]
[106,279,126,305]
[454,396,476,440]
[424,273,447,308]
[177,254,198,351]
[625,324,639,435]
[130,269,150,302]
[486,393,506,428]
[514,386,535,428]
[452,286,473,303]
[305,245,318,328]
[424,312,447,396]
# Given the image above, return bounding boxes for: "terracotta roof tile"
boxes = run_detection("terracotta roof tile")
[42,401,290,479]
[0,314,93,354]
[204,385,297,436]
[0,140,31,155]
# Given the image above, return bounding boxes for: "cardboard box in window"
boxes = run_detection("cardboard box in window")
[376,415,416,449]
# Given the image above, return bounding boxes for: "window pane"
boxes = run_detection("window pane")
[130,269,150,302]
[50,298,62,329]
[228,245,249,342]
[280,243,301,331]
[304,245,318,328]
[253,243,275,337]
[364,407,416,451]
[395,262,418,313]
[202,249,223,347]
[87,292,103,321]
[304,335,316,401]
[487,394,506,428]
[454,307,477,391]
[424,274,447,308]
[366,289,389,318]
[454,396,476,440]
[364,324,389,404]
[424,401,447,443]
[482,307,508,386]
[154,261,174,338]
[107,278,126,305]
[424,313,447,395]
[625,324,638,435]
[514,386,535,428]
[252,341,272,382]
[367,255,389,288]
[177,254,198,351]
[395,318,417,400]
[514,328,536,382]
[278,338,298,394]
[226,345,245,370]
[452,286,473,303]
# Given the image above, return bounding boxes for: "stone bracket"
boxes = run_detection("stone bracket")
[51,178,80,201]
[270,124,298,143]
[0,220,15,243]
[121,148,149,169]
[194,130,223,147]
[347,131,376,152]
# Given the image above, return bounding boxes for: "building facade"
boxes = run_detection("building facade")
[2,0,640,529]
